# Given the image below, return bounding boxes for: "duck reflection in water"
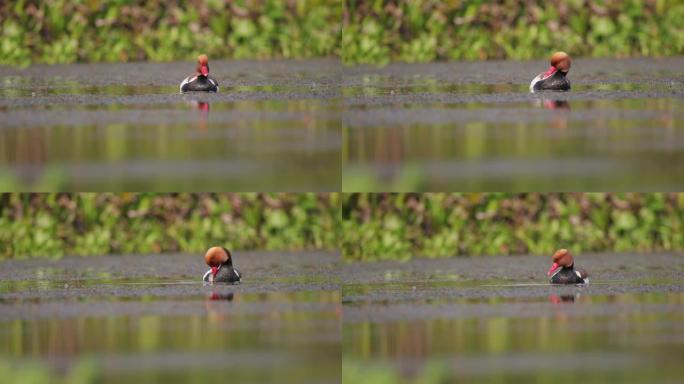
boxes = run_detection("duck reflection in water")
[549,293,579,304]
[532,98,571,110]
[531,98,571,130]
[543,99,570,110]
[184,100,210,130]
[207,290,234,301]
[205,290,235,323]
[197,101,210,111]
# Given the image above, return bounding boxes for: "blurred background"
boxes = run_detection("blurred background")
[1,0,340,66]
[343,0,684,65]
[0,193,340,259]
[342,192,684,261]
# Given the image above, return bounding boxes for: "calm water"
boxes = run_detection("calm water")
[342,254,684,383]
[1,291,339,383]
[0,60,341,191]
[343,288,684,383]
[0,253,340,383]
[343,57,684,191]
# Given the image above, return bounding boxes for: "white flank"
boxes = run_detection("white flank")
[179,76,197,93]
[208,78,219,92]
[529,73,543,93]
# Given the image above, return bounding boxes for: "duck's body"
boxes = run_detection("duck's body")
[530,69,570,92]
[180,75,219,93]
[547,249,588,285]
[530,51,572,93]
[203,246,241,284]
[180,54,219,93]
[549,264,588,284]
[203,264,241,283]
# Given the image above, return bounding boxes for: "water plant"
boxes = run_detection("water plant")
[0,193,340,259]
[342,193,684,261]
[0,0,341,67]
[342,0,684,65]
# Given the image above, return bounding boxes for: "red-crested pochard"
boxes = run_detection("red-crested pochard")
[203,246,241,283]
[547,249,588,284]
[530,51,571,93]
[180,54,219,93]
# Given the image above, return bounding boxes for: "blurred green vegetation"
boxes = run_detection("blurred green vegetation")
[0,0,340,67]
[0,360,97,384]
[0,193,340,259]
[342,193,684,261]
[344,361,450,384]
[342,0,684,65]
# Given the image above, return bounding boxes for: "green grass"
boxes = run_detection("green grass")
[0,0,341,67]
[342,193,684,261]
[342,0,684,65]
[4,1,683,67]
[0,193,340,260]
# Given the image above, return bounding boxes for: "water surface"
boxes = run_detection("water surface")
[0,60,341,191]
[0,252,340,383]
[342,253,684,383]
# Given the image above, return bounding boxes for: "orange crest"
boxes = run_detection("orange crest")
[550,51,571,72]
[204,246,229,267]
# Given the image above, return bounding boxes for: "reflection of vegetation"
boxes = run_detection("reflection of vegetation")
[343,166,422,193]
[0,291,340,383]
[343,360,679,384]
[344,294,684,383]
[0,193,340,259]
[344,361,459,384]
[0,167,66,192]
[1,0,341,66]
[344,362,400,384]
[343,98,683,192]
[343,0,684,65]
[342,193,684,261]
[0,360,97,384]
[0,99,340,191]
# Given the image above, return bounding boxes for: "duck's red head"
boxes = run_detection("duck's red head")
[551,51,571,73]
[204,246,231,277]
[197,54,209,76]
[541,51,571,79]
[547,248,574,276]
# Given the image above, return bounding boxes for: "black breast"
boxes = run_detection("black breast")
[550,267,585,284]
[534,70,570,92]
[181,76,218,92]
[214,266,241,283]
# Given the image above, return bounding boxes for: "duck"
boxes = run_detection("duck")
[180,54,219,93]
[202,246,241,283]
[547,249,588,284]
[530,51,571,93]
